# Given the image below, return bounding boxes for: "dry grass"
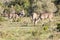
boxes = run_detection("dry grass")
[0,16,60,40]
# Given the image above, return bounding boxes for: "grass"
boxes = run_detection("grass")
[0,16,60,40]
[0,27,52,40]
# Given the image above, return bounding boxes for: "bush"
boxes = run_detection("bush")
[14,4,23,13]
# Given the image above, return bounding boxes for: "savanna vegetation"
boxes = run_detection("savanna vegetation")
[0,0,60,40]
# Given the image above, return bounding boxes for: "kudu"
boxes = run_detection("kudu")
[32,12,54,25]
[9,5,19,20]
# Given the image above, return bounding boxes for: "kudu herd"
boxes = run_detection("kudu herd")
[1,6,54,25]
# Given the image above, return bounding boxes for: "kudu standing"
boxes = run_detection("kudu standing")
[32,12,54,25]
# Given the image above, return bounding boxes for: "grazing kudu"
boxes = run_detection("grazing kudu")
[8,12,19,22]
[9,5,19,22]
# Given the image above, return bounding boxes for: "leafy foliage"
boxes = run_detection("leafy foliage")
[0,0,59,15]
[31,0,57,13]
